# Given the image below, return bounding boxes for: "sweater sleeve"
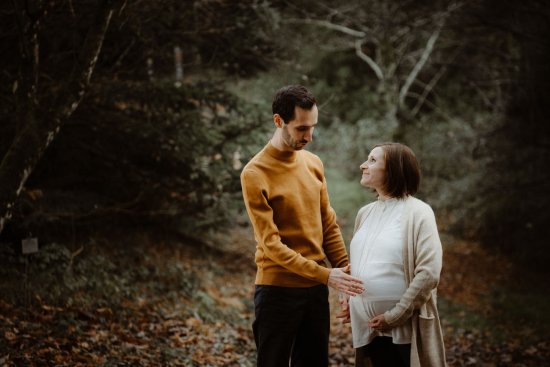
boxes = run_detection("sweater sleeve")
[241,168,332,284]
[320,172,349,269]
[384,204,442,326]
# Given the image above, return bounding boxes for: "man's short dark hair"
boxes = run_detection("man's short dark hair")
[272,85,317,123]
[374,142,421,198]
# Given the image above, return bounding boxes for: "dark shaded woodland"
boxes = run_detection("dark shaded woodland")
[1,1,549,365]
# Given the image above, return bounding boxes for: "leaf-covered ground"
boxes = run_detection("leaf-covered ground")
[1,228,549,366]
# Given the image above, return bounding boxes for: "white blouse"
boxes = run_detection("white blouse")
[349,198,412,347]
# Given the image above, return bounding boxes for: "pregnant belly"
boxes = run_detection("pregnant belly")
[354,262,407,300]
[361,277,407,301]
[354,299,399,320]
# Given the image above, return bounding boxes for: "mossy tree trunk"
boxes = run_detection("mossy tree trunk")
[0,0,122,235]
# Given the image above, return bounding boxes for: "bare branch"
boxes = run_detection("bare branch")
[410,64,446,117]
[396,1,467,112]
[281,17,386,81]
[283,18,367,38]
[398,25,442,111]
[410,47,462,116]
[355,39,384,81]
[404,91,452,122]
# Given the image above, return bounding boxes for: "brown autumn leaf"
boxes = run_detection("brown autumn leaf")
[4,331,16,341]
[96,307,113,315]
[185,317,202,328]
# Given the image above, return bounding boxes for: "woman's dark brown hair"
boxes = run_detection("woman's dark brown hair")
[374,142,421,198]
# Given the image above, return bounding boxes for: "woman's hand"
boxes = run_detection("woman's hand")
[368,314,391,332]
[335,292,350,323]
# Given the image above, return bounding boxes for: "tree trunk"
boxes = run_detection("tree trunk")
[0,0,121,235]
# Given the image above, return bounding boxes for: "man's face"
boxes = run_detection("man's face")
[281,105,318,151]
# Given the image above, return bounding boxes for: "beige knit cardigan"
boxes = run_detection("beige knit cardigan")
[353,196,447,367]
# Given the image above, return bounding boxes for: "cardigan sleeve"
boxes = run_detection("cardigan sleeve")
[384,203,443,326]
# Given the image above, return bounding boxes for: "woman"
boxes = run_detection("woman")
[342,142,446,367]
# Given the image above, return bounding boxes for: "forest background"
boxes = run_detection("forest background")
[0,0,549,366]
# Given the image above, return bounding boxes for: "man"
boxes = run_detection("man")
[241,85,365,367]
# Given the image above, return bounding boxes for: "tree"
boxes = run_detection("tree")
[273,0,550,267]
[0,0,125,235]
[280,1,462,135]
[469,0,550,267]
[0,0,278,240]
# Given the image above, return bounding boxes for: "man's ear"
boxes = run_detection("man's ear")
[273,114,284,128]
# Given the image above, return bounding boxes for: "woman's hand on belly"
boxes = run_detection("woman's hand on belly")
[368,314,391,332]
[335,292,351,323]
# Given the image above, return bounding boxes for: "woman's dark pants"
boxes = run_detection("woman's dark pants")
[356,336,411,367]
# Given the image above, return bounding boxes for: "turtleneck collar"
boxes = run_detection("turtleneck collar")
[377,195,407,206]
[265,141,298,162]
[376,195,406,212]
[377,196,399,202]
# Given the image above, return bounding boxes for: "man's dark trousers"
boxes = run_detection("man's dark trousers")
[253,284,330,367]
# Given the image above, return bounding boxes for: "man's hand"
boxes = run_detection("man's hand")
[327,265,365,296]
[335,292,350,323]
[368,314,391,332]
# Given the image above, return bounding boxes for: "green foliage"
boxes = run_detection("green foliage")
[6,80,269,241]
[0,241,198,308]
[0,0,277,242]
[1,0,549,270]
[0,1,278,82]
[438,297,494,335]
[486,287,550,342]
[0,243,71,304]
[439,286,550,346]
[259,0,550,270]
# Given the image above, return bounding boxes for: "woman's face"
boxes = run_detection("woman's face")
[360,147,386,192]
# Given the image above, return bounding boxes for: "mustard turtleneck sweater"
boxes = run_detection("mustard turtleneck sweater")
[240,142,349,287]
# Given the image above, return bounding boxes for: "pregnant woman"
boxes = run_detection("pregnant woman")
[343,142,447,367]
